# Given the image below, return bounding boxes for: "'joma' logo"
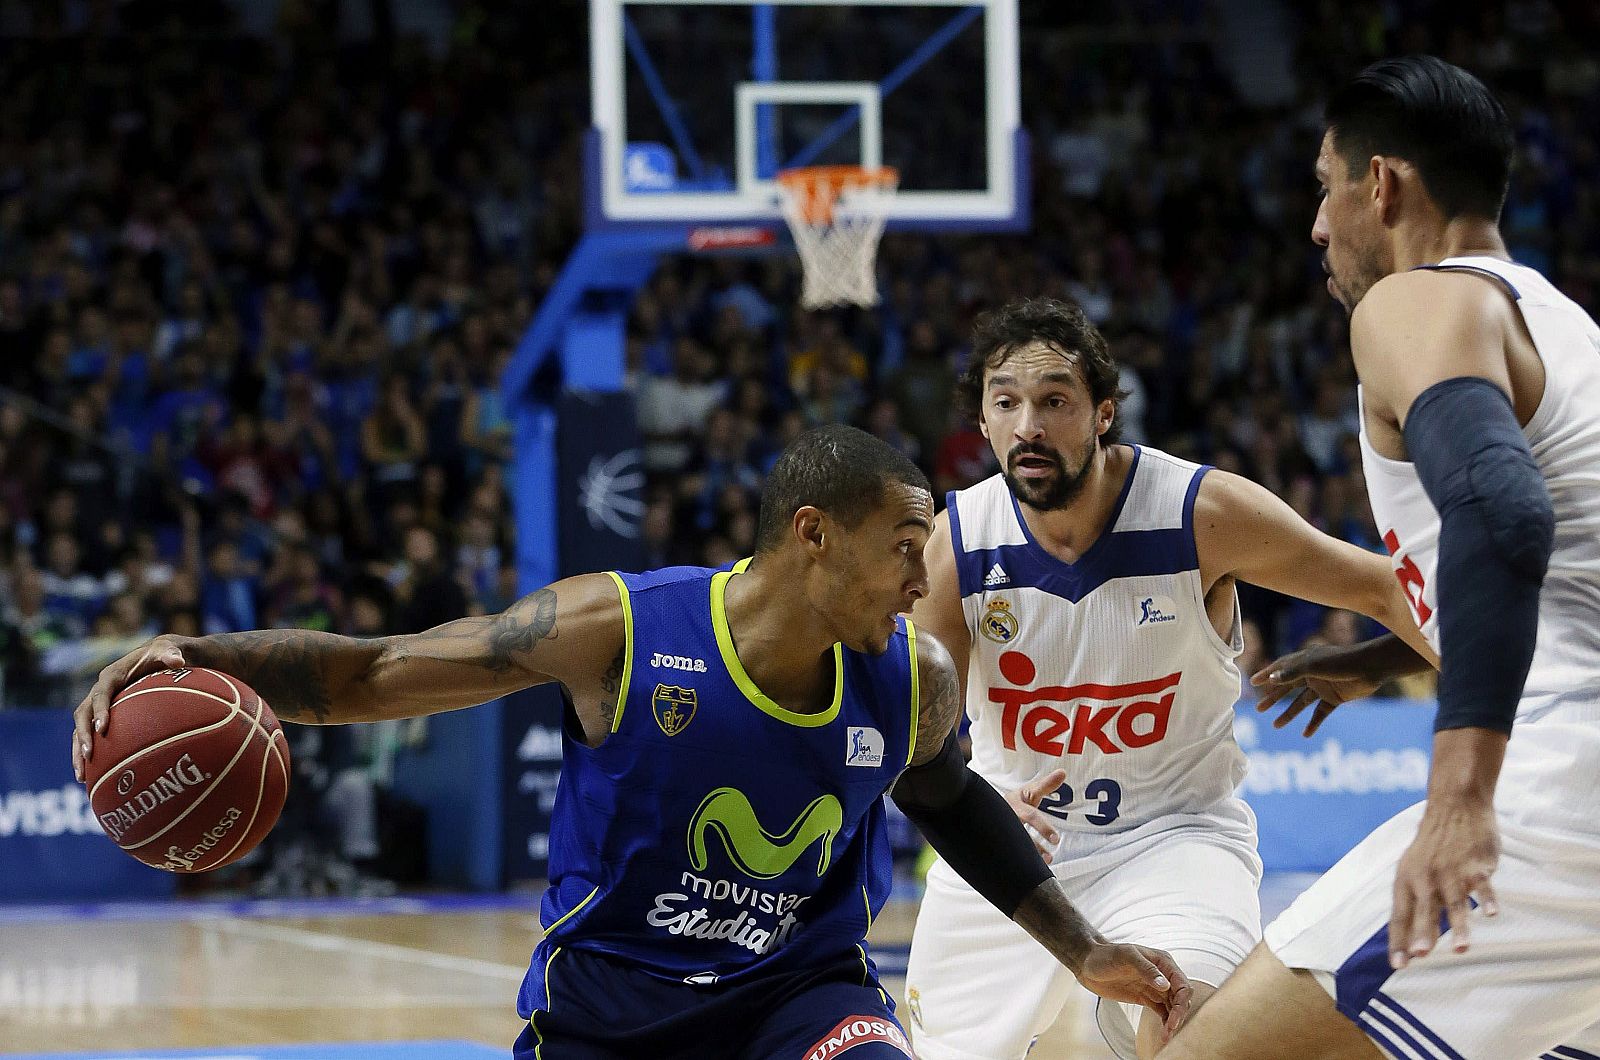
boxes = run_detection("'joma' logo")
[651,653,707,672]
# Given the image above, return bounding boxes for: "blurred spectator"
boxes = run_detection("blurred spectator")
[0,0,1592,718]
[884,320,955,460]
[391,526,469,633]
[362,375,428,509]
[638,338,727,472]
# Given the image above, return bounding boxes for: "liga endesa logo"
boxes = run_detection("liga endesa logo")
[990,651,1180,755]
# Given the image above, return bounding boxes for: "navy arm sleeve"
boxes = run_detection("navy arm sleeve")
[891,731,1052,916]
[1404,376,1555,734]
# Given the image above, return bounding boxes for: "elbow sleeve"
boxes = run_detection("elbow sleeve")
[892,732,1052,916]
[1405,377,1554,734]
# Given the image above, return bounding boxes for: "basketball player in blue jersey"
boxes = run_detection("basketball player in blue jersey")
[72,424,1190,1060]
[1163,56,1600,1060]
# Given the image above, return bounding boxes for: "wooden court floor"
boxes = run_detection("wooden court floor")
[0,897,1113,1058]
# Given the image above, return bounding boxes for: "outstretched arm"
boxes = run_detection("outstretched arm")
[73,573,627,777]
[891,628,1192,1038]
[1193,469,1438,667]
[1252,633,1435,736]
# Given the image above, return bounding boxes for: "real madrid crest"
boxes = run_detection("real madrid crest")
[981,598,1019,644]
[652,683,698,736]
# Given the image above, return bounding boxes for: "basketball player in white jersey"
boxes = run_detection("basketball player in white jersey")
[903,296,1435,1060]
[1163,56,1600,1060]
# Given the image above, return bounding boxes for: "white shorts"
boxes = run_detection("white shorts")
[906,798,1263,1060]
[1267,710,1600,1060]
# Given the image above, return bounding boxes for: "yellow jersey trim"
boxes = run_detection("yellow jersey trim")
[527,945,563,1059]
[710,570,842,727]
[544,946,562,1010]
[861,885,874,932]
[904,619,920,766]
[603,572,634,733]
[856,943,888,1005]
[540,884,599,935]
[732,556,753,574]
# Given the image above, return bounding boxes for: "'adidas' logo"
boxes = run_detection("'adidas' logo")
[984,563,1010,588]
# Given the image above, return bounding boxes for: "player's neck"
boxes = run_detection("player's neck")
[1016,443,1130,563]
[1394,219,1510,273]
[719,563,839,708]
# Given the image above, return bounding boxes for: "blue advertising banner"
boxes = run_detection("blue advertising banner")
[0,710,176,901]
[1234,698,1435,873]
[499,685,567,884]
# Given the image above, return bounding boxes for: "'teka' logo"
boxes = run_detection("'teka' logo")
[990,651,1179,756]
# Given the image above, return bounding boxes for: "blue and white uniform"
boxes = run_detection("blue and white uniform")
[1268,257,1600,1060]
[907,447,1262,1060]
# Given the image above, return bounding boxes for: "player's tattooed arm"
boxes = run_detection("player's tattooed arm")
[909,511,974,708]
[72,575,626,758]
[596,646,627,733]
[174,585,579,723]
[909,625,964,765]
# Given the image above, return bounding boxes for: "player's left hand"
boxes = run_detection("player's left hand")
[1076,942,1193,1042]
[1389,799,1501,969]
[1252,644,1385,736]
[1005,767,1067,862]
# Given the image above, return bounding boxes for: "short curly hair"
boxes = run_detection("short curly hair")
[956,297,1127,447]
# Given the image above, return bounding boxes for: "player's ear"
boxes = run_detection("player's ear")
[1370,156,1403,224]
[793,506,827,556]
[1096,399,1115,438]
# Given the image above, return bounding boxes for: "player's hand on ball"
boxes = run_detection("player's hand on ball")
[1076,942,1192,1042]
[1006,767,1067,862]
[72,635,189,782]
[1251,643,1384,736]
[1390,800,1500,969]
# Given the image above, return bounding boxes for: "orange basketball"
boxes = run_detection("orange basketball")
[83,667,290,874]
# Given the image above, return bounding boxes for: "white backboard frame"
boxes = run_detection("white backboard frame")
[590,0,1022,230]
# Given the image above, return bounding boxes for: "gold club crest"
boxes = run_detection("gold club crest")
[652,684,698,736]
[981,599,1019,644]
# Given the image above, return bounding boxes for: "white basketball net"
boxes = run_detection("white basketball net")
[776,166,899,309]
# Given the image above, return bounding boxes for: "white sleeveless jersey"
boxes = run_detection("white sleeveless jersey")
[948,446,1247,835]
[1359,257,1600,718]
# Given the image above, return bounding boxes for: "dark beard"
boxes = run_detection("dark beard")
[1004,442,1097,512]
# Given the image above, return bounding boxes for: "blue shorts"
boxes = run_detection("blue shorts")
[513,940,911,1060]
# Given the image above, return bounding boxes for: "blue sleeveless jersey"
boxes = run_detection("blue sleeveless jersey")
[535,564,920,985]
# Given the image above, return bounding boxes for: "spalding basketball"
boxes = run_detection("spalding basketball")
[83,667,290,873]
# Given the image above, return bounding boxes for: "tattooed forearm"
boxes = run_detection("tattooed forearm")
[1013,879,1103,975]
[171,587,573,725]
[488,589,559,674]
[182,630,376,723]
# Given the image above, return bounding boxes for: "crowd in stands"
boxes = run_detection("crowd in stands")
[0,0,1596,722]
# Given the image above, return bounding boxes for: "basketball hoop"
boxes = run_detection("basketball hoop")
[775,165,899,309]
